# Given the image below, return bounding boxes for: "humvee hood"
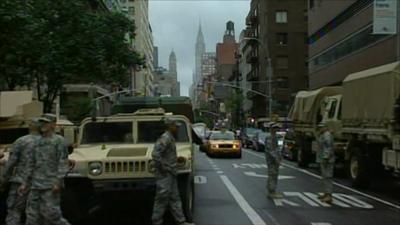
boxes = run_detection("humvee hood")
[70,143,192,161]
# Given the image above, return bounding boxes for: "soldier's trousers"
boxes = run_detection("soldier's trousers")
[6,183,27,225]
[152,173,186,225]
[321,162,334,194]
[266,157,280,193]
[25,189,71,225]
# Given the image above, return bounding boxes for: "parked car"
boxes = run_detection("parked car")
[241,128,262,148]
[252,131,286,153]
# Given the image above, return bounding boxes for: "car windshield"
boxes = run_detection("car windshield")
[137,120,189,143]
[81,122,133,144]
[246,128,260,135]
[258,132,268,140]
[210,132,235,140]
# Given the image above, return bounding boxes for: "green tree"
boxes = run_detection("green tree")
[0,0,144,112]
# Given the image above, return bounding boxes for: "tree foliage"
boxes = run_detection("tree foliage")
[0,0,144,112]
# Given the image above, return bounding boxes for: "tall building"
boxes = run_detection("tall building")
[244,0,308,117]
[214,21,239,101]
[308,0,399,89]
[195,24,206,85]
[154,50,180,97]
[121,0,154,96]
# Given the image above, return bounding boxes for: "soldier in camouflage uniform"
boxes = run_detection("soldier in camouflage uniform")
[151,118,193,225]
[265,123,283,199]
[1,118,41,225]
[317,124,335,204]
[25,117,71,225]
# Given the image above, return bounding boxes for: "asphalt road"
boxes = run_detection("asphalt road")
[17,148,399,225]
[194,149,400,225]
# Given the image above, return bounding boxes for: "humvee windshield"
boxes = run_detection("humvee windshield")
[137,121,189,143]
[81,122,133,144]
[0,128,29,145]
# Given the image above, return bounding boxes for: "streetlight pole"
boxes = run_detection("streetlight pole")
[242,37,273,119]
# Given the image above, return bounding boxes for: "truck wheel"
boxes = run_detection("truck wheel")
[349,148,370,188]
[178,175,194,223]
[297,147,309,168]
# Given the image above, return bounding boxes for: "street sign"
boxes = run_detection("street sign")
[373,0,398,34]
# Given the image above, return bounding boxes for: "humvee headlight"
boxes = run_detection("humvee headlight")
[177,156,187,168]
[148,160,156,173]
[88,162,103,176]
[211,144,219,149]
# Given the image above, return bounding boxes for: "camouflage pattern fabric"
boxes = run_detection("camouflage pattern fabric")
[5,183,28,225]
[27,134,69,190]
[318,130,335,194]
[2,134,39,185]
[151,131,185,225]
[265,133,282,193]
[25,189,70,225]
[25,134,71,225]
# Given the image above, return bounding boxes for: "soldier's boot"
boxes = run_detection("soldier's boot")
[267,192,283,199]
[318,193,328,200]
[321,194,333,204]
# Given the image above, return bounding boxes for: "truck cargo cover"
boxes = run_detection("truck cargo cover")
[289,87,342,123]
[342,61,400,126]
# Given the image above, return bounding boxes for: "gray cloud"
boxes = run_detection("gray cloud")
[149,0,250,96]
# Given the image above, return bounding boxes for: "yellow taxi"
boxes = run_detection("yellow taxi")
[206,131,241,158]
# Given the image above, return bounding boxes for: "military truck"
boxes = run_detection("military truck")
[64,97,198,223]
[289,61,400,187]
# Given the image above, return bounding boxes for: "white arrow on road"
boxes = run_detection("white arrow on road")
[244,171,295,180]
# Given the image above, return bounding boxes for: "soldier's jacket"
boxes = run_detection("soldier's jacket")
[152,131,178,176]
[265,133,282,162]
[2,134,39,185]
[26,134,69,190]
[318,131,335,163]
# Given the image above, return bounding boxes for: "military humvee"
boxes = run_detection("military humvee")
[64,106,197,223]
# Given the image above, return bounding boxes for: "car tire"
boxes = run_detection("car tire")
[178,175,194,223]
[348,147,370,188]
[61,188,88,224]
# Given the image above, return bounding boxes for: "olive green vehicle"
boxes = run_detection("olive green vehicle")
[63,97,199,223]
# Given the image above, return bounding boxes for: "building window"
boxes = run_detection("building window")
[309,25,389,72]
[276,11,288,23]
[309,0,315,9]
[304,10,308,22]
[276,33,288,45]
[276,56,289,69]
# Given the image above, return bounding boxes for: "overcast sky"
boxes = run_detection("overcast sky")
[149,0,250,96]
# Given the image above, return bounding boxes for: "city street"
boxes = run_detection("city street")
[82,148,400,225]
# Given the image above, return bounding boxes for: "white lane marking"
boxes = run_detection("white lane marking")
[333,193,374,209]
[220,175,267,225]
[217,171,224,174]
[311,223,331,225]
[243,149,400,210]
[244,171,295,180]
[284,192,320,207]
[305,192,351,208]
[273,198,300,207]
[194,175,207,184]
[233,163,284,169]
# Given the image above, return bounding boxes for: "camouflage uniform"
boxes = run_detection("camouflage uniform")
[318,130,335,194]
[151,131,186,225]
[2,134,39,225]
[265,133,282,193]
[25,134,71,225]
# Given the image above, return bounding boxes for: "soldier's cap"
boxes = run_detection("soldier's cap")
[29,118,44,127]
[163,117,182,127]
[41,113,57,123]
[38,117,51,124]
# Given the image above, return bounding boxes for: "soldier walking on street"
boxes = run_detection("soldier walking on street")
[1,118,41,225]
[25,117,71,225]
[265,123,283,199]
[151,118,193,225]
[317,124,335,204]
